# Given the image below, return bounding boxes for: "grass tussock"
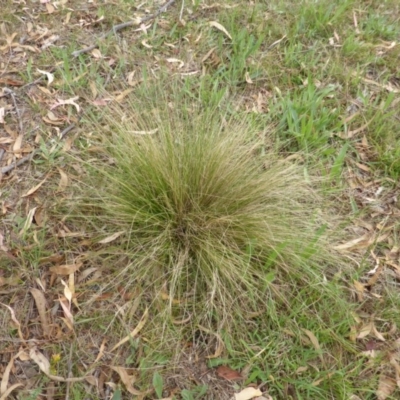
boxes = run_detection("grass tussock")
[70,84,348,334]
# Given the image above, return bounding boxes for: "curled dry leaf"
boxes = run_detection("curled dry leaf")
[37,68,54,86]
[50,96,80,113]
[166,57,184,69]
[209,21,232,40]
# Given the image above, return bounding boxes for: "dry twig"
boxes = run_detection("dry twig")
[71,0,176,58]
[3,87,23,134]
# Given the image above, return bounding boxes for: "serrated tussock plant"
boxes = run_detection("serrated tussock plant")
[73,85,347,330]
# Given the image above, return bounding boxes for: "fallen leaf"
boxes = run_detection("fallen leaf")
[30,288,50,337]
[22,175,49,197]
[371,323,386,341]
[302,329,323,362]
[37,68,54,86]
[30,347,50,375]
[209,21,232,40]
[18,207,37,236]
[111,308,148,351]
[110,366,142,395]
[376,375,396,400]
[0,351,23,396]
[353,280,365,302]
[50,96,80,113]
[334,234,372,250]
[98,231,125,244]
[216,365,242,381]
[91,49,102,58]
[166,57,184,69]
[29,347,89,383]
[357,322,373,339]
[0,384,23,400]
[57,168,69,192]
[234,387,263,400]
[59,298,74,330]
[49,262,82,275]
[12,133,23,153]
[198,325,225,359]
[0,303,24,340]
[60,279,73,303]
[114,88,134,103]
[45,2,55,13]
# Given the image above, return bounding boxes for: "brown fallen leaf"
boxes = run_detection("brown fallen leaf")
[353,280,365,302]
[12,133,23,154]
[0,78,24,86]
[57,168,69,192]
[216,365,243,381]
[302,329,322,355]
[30,288,51,337]
[49,262,82,275]
[376,375,396,400]
[22,174,49,197]
[110,366,143,396]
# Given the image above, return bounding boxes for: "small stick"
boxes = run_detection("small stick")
[1,149,39,175]
[60,122,77,139]
[20,73,46,89]
[3,87,23,134]
[71,0,176,58]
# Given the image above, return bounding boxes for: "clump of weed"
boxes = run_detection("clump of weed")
[69,82,349,338]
